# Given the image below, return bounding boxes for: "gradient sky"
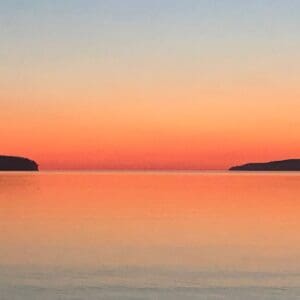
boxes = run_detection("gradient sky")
[1,0,300,170]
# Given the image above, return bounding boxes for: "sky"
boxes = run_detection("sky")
[1,0,300,170]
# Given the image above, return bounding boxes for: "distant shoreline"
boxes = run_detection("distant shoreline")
[0,155,38,171]
[230,159,300,171]
[1,168,299,173]
[1,155,300,172]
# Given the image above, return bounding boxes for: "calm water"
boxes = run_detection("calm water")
[0,172,300,299]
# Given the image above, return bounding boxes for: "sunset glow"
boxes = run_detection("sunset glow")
[1,1,299,169]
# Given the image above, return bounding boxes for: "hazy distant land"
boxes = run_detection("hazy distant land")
[0,155,38,171]
[230,159,300,171]
[1,155,300,172]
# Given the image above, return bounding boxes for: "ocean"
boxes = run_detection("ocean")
[1,172,300,299]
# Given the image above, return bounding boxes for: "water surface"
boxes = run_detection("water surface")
[0,172,300,299]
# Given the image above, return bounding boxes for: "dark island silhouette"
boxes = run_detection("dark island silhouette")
[0,155,39,171]
[230,159,300,171]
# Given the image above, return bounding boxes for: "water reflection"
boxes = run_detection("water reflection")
[0,172,300,299]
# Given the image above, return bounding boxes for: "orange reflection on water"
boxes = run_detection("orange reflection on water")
[0,172,300,272]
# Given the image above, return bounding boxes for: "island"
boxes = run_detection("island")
[229,159,300,171]
[0,155,39,171]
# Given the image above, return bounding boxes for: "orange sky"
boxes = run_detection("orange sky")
[1,1,300,170]
[2,77,300,170]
